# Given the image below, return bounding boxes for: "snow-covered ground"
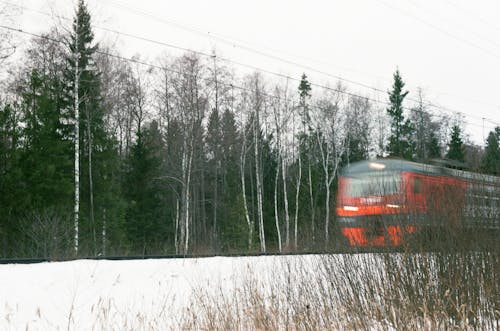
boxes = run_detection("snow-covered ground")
[0,255,318,330]
[1,253,496,330]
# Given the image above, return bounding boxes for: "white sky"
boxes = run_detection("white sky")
[6,0,500,145]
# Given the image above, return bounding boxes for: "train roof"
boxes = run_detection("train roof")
[340,159,500,186]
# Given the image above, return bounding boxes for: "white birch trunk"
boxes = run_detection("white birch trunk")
[316,129,343,248]
[254,115,266,253]
[240,136,253,250]
[184,145,193,254]
[308,163,315,241]
[73,33,80,256]
[178,138,188,254]
[282,152,290,249]
[274,155,282,252]
[86,108,95,252]
[294,151,301,249]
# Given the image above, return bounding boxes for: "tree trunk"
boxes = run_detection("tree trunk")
[274,155,282,252]
[86,107,95,254]
[73,37,80,256]
[294,151,301,250]
[102,208,106,256]
[308,163,315,242]
[240,139,253,250]
[282,153,290,249]
[254,115,266,253]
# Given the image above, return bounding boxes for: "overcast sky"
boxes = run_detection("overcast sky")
[6,0,500,145]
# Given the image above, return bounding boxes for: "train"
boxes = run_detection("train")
[336,159,500,247]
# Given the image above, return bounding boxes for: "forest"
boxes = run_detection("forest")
[0,1,499,258]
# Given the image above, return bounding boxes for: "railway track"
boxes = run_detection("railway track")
[0,248,392,264]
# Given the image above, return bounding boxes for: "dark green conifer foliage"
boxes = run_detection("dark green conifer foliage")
[125,121,168,254]
[66,0,123,254]
[386,70,415,160]
[20,69,73,209]
[481,127,500,175]
[298,73,312,128]
[0,102,24,255]
[219,109,247,250]
[426,131,441,159]
[446,125,465,162]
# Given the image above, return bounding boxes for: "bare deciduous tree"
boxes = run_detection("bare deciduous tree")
[313,83,346,247]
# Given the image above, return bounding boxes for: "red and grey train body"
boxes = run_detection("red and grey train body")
[336,159,500,246]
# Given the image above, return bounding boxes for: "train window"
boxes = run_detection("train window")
[413,177,421,194]
[346,174,401,197]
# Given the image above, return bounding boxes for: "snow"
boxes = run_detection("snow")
[1,253,495,330]
[0,255,314,330]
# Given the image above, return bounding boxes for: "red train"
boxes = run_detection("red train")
[336,159,500,247]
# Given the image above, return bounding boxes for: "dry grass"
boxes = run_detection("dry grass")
[177,247,498,330]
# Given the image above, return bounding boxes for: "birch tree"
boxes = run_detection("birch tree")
[239,92,254,250]
[297,74,313,246]
[344,95,371,164]
[67,0,118,255]
[251,74,266,253]
[313,84,346,247]
[171,53,207,254]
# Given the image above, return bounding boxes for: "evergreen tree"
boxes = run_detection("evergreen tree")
[298,73,312,129]
[446,125,465,162]
[124,121,168,253]
[481,127,500,175]
[0,102,24,256]
[426,131,441,158]
[219,109,246,250]
[20,69,73,209]
[386,70,415,160]
[66,0,123,255]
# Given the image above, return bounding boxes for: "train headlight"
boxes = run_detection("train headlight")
[343,206,359,211]
[369,162,386,170]
[386,204,400,208]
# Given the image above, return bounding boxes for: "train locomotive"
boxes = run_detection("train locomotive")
[336,159,500,247]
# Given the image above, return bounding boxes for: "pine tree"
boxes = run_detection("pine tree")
[66,0,122,255]
[219,109,246,251]
[426,131,441,158]
[0,102,24,255]
[124,121,168,254]
[298,73,312,129]
[20,69,73,209]
[481,127,500,175]
[446,125,465,162]
[386,70,415,160]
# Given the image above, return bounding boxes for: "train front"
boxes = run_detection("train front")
[336,160,417,247]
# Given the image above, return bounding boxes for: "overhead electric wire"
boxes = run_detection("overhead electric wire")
[406,0,500,50]
[94,0,500,125]
[374,0,500,60]
[2,23,498,135]
[3,0,499,128]
[441,0,500,32]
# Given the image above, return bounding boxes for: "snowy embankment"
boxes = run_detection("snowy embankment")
[0,255,319,330]
[1,252,497,330]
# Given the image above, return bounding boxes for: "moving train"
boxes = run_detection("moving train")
[336,159,500,247]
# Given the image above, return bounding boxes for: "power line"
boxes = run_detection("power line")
[406,0,500,50]
[441,0,500,32]
[4,0,500,127]
[374,0,500,60]
[6,0,499,129]
[93,0,500,124]
[0,24,498,135]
